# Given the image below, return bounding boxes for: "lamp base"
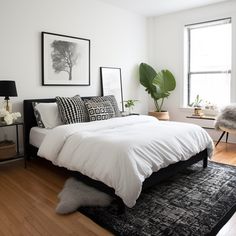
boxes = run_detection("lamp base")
[2,98,12,113]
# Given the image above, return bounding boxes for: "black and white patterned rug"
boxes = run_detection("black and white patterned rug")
[79,161,236,236]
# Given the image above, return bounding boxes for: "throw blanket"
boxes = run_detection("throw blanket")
[215,104,236,130]
[38,115,214,207]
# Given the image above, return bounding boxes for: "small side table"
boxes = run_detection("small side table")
[0,121,24,165]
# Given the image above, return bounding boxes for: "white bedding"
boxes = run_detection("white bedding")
[38,115,214,207]
[30,127,50,148]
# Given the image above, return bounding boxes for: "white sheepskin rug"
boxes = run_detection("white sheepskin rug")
[56,177,113,214]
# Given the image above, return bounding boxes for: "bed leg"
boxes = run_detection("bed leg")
[203,156,208,168]
[116,198,125,214]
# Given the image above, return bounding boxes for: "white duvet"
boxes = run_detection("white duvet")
[38,115,214,207]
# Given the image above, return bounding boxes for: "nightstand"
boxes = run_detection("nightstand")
[0,121,24,165]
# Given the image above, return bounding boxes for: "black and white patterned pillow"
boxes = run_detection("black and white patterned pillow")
[84,101,115,121]
[32,102,45,128]
[56,95,89,124]
[85,95,121,117]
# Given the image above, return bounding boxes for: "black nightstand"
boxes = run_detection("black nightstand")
[0,121,24,165]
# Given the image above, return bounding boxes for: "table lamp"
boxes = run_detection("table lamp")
[0,80,18,112]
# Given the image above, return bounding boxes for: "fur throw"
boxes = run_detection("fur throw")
[215,104,236,130]
[56,177,113,214]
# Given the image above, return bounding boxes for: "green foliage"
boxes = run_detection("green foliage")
[190,94,203,107]
[139,63,176,112]
[124,100,138,109]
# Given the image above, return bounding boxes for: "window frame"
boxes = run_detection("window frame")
[185,18,232,106]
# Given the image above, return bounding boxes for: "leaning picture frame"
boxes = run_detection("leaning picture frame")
[100,67,124,111]
[42,32,90,86]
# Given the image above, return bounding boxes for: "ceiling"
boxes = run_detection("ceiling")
[98,0,230,17]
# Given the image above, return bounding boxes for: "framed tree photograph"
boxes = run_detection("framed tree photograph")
[42,32,90,86]
[100,67,124,111]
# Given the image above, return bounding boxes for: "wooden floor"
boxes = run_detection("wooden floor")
[0,159,111,236]
[0,142,236,236]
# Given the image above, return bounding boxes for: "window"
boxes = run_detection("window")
[185,18,232,107]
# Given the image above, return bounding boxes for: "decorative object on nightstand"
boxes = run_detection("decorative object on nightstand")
[0,108,21,125]
[0,80,18,113]
[124,99,138,115]
[139,63,176,120]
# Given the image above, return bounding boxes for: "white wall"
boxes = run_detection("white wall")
[2,0,236,146]
[148,0,236,142]
[0,0,148,145]
[0,0,148,113]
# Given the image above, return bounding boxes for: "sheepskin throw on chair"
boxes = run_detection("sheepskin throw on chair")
[215,104,236,146]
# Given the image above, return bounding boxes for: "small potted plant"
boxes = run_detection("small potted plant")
[139,63,176,120]
[190,95,203,116]
[124,100,138,115]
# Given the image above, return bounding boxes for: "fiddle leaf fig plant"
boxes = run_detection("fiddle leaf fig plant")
[139,63,176,112]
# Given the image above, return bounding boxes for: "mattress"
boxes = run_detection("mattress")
[30,127,50,148]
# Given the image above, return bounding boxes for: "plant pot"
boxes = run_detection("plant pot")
[193,107,203,116]
[148,111,170,121]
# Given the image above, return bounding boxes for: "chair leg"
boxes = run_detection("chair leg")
[215,131,226,147]
[226,132,229,143]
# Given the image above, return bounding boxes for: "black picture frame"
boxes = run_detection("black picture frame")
[100,67,124,111]
[42,32,90,86]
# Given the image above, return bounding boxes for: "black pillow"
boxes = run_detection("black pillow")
[56,95,89,124]
[84,101,115,121]
[85,95,121,117]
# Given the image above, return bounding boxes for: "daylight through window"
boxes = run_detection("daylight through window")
[185,18,232,107]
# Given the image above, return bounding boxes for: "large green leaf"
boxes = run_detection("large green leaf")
[139,63,176,111]
[139,63,158,100]
[153,70,176,99]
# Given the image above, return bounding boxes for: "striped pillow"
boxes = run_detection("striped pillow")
[85,101,115,121]
[56,95,89,124]
[85,95,121,117]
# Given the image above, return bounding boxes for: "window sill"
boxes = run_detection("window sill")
[179,107,219,116]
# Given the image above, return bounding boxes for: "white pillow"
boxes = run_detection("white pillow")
[34,103,62,128]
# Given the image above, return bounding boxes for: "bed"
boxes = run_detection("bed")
[24,98,213,210]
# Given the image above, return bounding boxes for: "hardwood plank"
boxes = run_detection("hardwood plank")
[0,142,235,236]
[212,142,236,166]
[0,161,111,236]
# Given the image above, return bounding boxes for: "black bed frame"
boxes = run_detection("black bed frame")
[23,98,208,211]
